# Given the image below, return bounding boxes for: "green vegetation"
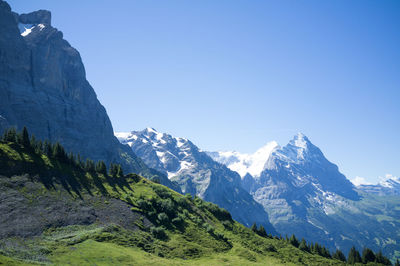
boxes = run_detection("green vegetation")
[0,128,394,265]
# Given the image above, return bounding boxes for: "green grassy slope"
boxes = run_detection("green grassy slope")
[0,140,385,265]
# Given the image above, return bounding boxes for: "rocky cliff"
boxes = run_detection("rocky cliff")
[0,1,173,186]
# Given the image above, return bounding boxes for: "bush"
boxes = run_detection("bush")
[172,216,185,228]
[137,199,152,212]
[150,226,167,240]
[157,212,169,226]
[154,186,171,198]
[159,198,175,217]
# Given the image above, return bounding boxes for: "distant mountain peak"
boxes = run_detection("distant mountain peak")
[207,141,279,178]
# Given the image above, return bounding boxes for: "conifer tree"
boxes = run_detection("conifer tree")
[375,250,391,265]
[289,234,299,248]
[361,247,375,264]
[321,246,331,258]
[109,163,118,177]
[251,223,257,233]
[299,238,309,252]
[258,225,267,237]
[347,246,362,264]
[3,127,17,142]
[53,142,66,161]
[116,164,123,177]
[332,249,346,262]
[96,161,107,176]
[21,126,30,147]
[85,159,95,173]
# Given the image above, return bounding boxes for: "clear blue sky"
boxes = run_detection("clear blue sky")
[8,0,400,184]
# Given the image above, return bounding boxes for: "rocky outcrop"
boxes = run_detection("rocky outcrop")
[0,1,171,185]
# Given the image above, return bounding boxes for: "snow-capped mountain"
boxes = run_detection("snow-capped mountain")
[116,128,195,180]
[212,133,396,253]
[358,175,400,195]
[207,141,278,178]
[116,128,276,233]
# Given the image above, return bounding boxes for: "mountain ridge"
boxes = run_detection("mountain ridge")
[116,128,277,234]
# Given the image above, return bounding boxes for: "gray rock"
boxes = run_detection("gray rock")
[0,1,167,183]
[18,10,51,25]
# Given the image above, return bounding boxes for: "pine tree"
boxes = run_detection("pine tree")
[375,250,392,265]
[53,142,66,161]
[289,234,299,248]
[3,127,17,142]
[21,126,30,147]
[321,246,331,258]
[85,159,95,173]
[116,164,123,177]
[361,247,375,264]
[332,249,346,262]
[258,225,267,237]
[298,238,310,252]
[96,161,107,176]
[109,163,118,177]
[347,246,362,264]
[251,223,257,233]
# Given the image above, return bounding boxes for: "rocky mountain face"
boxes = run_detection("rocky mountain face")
[211,133,400,259]
[358,176,400,196]
[0,1,172,184]
[116,128,276,233]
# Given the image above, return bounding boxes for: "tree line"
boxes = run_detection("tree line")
[251,223,395,265]
[1,127,124,178]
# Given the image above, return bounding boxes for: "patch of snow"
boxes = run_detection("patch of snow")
[19,23,35,37]
[379,174,400,188]
[114,132,131,141]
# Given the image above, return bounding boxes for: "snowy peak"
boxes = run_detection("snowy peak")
[115,129,195,179]
[207,141,279,178]
[289,132,311,149]
[379,174,400,188]
[271,133,323,165]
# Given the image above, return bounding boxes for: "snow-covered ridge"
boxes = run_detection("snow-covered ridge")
[207,141,279,178]
[115,128,194,179]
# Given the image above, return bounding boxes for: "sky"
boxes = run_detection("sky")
[8,0,400,184]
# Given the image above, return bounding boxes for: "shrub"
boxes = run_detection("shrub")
[157,212,169,226]
[150,226,167,240]
[171,216,185,228]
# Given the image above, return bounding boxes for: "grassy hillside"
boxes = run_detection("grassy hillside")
[0,133,391,265]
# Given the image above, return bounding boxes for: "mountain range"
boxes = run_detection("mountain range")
[117,129,400,261]
[1,0,399,263]
[116,128,276,234]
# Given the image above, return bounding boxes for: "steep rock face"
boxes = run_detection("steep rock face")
[242,134,360,246]
[0,1,165,181]
[116,128,276,233]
